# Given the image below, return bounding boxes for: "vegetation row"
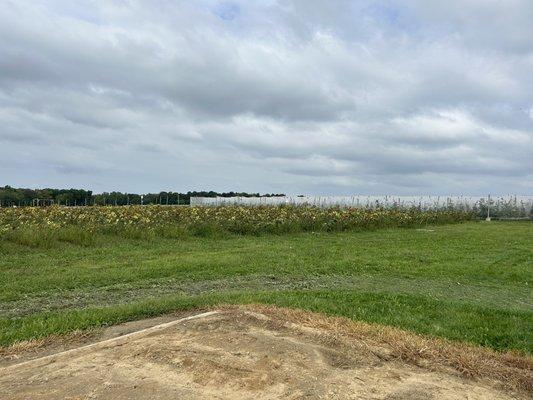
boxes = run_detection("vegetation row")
[0,205,473,246]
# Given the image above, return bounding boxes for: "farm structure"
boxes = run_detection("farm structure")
[191,195,533,219]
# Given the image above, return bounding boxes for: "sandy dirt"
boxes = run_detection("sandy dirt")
[0,307,529,399]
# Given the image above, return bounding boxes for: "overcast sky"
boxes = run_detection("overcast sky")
[1,0,532,195]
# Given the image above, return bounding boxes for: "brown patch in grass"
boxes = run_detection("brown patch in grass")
[218,304,533,394]
[0,330,96,361]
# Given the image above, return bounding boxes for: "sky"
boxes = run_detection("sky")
[1,0,532,195]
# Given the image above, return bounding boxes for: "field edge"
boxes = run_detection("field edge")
[2,304,532,396]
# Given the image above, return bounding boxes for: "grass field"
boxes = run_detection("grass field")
[0,220,531,353]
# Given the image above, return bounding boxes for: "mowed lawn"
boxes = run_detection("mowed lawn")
[0,221,531,353]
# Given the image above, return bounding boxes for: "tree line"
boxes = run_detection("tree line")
[0,186,285,207]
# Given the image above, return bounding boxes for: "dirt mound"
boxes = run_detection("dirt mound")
[0,306,530,399]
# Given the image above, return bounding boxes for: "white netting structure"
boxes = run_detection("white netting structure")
[190,195,533,218]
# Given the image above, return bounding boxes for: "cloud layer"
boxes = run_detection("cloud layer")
[1,0,532,194]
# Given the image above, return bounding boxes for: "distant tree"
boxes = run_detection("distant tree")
[0,186,285,207]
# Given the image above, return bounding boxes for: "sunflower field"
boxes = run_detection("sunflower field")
[0,205,473,246]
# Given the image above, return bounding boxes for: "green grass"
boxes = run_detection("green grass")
[1,221,532,353]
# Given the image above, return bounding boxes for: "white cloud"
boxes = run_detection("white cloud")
[0,0,532,194]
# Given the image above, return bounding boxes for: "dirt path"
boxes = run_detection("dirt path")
[0,307,530,399]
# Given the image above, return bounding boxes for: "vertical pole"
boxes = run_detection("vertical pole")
[486,194,491,221]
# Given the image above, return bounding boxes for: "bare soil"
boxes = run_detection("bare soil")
[0,306,531,399]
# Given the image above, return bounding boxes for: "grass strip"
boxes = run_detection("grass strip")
[2,290,531,353]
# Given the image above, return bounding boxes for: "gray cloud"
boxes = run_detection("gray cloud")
[0,0,532,195]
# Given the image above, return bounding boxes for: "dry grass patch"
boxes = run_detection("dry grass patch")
[221,304,533,394]
[0,329,96,362]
